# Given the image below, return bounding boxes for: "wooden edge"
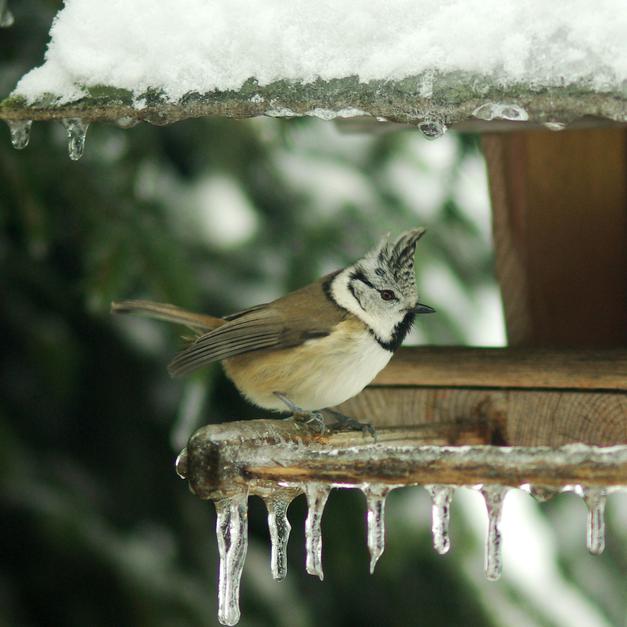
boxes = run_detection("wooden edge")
[371,346,627,389]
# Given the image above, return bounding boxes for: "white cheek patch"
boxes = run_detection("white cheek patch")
[330,268,401,344]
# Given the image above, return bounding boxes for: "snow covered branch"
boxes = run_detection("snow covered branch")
[1,78,625,132]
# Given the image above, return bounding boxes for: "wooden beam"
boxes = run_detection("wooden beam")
[338,387,626,446]
[483,128,627,347]
[176,419,627,500]
[372,347,627,390]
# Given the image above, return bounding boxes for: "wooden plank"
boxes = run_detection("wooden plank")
[482,128,627,347]
[373,347,627,390]
[338,387,627,447]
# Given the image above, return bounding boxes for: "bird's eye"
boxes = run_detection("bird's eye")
[380,289,396,301]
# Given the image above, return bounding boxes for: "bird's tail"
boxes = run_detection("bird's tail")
[111,299,224,331]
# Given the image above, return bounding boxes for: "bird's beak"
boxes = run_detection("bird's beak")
[413,303,436,314]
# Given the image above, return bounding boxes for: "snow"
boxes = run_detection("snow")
[14,0,627,104]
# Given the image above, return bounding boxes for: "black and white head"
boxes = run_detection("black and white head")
[330,228,434,351]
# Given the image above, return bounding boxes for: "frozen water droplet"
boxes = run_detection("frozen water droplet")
[480,485,508,581]
[116,116,139,129]
[362,485,389,573]
[426,485,454,554]
[498,105,528,121]
[62,118,89,161]
[174,449,188,479]
[577,486,606,555]
[529,485,559,502]
[304,483,330,580]
[215,493,249,626]
[544,122,566,131]
[473,103,498,121]
[418,118,447,140]
[7,120,31,150]
[473,103,528,122]
[263,491,295,581]
[0,1,14,27]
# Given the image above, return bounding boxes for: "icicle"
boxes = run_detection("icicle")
[0,1,14,28]
[426,485,454,555]
[62,118,89,160]
[418,118,447,140]
[480,485,509,581]
[576,486,607,555]
[525,484,559,503]
[362,485,389,573]
[215,493,249,626]
[116,116,139,129]
[498,105,528,121]
[473,103,528,122]
[304,483,330,581]
[544,122,566,131]
[7,120,32,150]
[263,490,296,581]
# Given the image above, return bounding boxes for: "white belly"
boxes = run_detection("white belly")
[225,327,393,411]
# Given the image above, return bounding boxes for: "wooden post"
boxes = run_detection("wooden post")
[482,128,627,347]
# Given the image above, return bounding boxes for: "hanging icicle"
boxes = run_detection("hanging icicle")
[7,119,32,150]
[426,485,455,555]
[263,490,298,581]
[62,118,89,160]
[362,484,391,573]
[215,493,249,626]
[304,483,331,581]
[479,485,509,581]
[577,486,607,555]
[0,0,13,27]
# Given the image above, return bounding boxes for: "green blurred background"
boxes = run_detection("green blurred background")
[1,3,625,626]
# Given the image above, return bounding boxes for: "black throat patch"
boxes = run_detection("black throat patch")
[372,311,416,352]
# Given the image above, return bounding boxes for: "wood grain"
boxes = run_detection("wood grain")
[373,347,627,390]
[483,128,627,347]
[338,387,627,447]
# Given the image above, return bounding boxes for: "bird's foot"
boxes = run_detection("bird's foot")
[323,409,376,439]
[273,392,327,434]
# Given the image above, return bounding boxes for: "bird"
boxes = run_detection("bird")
[111,228,434,430]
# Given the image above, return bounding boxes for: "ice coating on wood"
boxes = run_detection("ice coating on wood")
[523,484,560,502]
[215,494,249,626]
[544,121,567,131]
[304,483,330,581]
[263,490,296,581]
[426,485,455,554]
[362,484,390,574]
[473,103,529,121]
[62,118,89,160]
[13,1,627,104]
[480,485,508,581]
[577,486,607,555]
[7,120,32,150]
[418,119,447,140]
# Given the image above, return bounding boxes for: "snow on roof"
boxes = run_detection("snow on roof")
[13,0,627,105]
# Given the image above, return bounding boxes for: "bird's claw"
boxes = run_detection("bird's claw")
[274,392,327,434]
[324,409,376,440]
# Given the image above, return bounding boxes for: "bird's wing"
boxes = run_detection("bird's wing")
[168,308,286,377]
[168,272,346,377]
